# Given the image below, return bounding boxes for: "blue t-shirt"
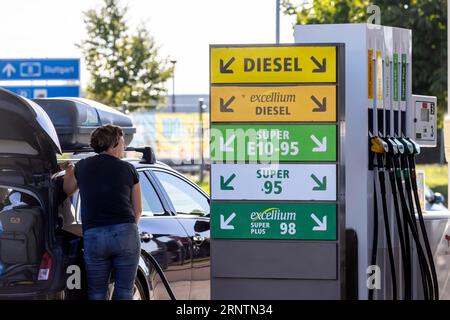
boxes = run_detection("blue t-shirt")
[74,154,139,231]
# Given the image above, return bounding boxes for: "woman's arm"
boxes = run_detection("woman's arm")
[63,163,79,196]
[131,182,142,224]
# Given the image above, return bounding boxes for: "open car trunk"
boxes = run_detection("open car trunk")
[0,88,66,298]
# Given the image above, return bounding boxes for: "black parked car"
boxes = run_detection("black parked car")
[0,89,210,300]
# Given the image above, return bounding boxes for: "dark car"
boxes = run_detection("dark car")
[0,88,210,300]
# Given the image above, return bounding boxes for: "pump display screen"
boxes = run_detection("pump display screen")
[413,97,437,146]
[421,107,430,122]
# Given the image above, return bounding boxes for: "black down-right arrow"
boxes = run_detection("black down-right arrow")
[310,56,326,73]
[311,96,326,112]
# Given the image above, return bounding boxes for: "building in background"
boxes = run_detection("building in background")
[129,94,210,169]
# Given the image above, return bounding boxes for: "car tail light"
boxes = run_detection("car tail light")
[38,252,52,281]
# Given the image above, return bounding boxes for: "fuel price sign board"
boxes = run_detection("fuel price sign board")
[210,124,336,162]
[210,42,344,300]
[211,163,336,201]
[210,45,336,84]
[211,202,337,240]
[210,85,336,122]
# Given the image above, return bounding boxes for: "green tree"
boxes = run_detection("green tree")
[78,0,172,110]
[282,0,447,127]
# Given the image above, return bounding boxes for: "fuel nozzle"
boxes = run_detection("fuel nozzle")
[384,137,408,172]
[385,137,400,155]
[392,138,405,155]
[397,137,414,155]
[370,136,389,171]
[403,137,421,183]
[370,136,389,154]
[405,137,421,155]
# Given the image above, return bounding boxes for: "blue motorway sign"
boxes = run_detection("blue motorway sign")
[0,59,79,80]
[2,86,80,98]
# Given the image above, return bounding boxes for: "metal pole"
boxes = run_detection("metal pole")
[170,60,177,113]
[276,0,280,44]
[199,98,205,183]
[172,76,175,113]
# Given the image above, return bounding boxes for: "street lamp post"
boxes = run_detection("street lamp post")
[170,60,177,113]
[276,0,280,44]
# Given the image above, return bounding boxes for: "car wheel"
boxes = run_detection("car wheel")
[107,277,146,300]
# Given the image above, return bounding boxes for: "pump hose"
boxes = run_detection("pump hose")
[143,252,176,300]
[393,155,432,300]
[369,178,379,301]
[385,154,411,299]
[400,156,433,299]
[376,154,398,300]
[396,158,413,293]
[408,155,439,300]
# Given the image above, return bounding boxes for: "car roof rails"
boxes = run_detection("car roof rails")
[68,147,95,155]
[60,146,156,164]
[127,147,156,164]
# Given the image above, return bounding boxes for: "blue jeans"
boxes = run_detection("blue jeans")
[83,223,141,300]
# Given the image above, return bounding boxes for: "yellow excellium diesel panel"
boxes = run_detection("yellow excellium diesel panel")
[211,85,336,122]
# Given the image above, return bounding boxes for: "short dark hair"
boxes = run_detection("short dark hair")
[90,124,123,153]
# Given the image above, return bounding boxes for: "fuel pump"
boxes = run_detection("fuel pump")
[294,23,443,300]
[368,28,438,299]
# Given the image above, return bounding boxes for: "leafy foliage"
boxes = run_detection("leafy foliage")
[282,0,447,127]
[78,0,172,110]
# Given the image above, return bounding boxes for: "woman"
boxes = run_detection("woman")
[64,124,142,300]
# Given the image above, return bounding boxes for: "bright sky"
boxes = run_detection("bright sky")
[0,0,298,94]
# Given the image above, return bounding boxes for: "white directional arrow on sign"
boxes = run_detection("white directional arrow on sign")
[220,212,236,230]
[311,135,327,152]
[311,213,327,231]
[220,135,235,152]
[2,63,16,78]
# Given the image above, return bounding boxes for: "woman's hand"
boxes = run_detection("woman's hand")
[59,161,74,171]
[63,162,79,196]
[131,182,142,224]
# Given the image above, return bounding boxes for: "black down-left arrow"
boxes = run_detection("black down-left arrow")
[220,57,235,74]
[220,96,235,112]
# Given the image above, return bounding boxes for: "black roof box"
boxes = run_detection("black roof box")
[33,97,136,152]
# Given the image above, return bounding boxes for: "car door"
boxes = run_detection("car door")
[150,169,210,300]
[0,89,63,298]
[137,169,192,300]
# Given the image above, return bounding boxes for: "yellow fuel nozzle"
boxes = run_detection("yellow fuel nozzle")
[370,136,388,154]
